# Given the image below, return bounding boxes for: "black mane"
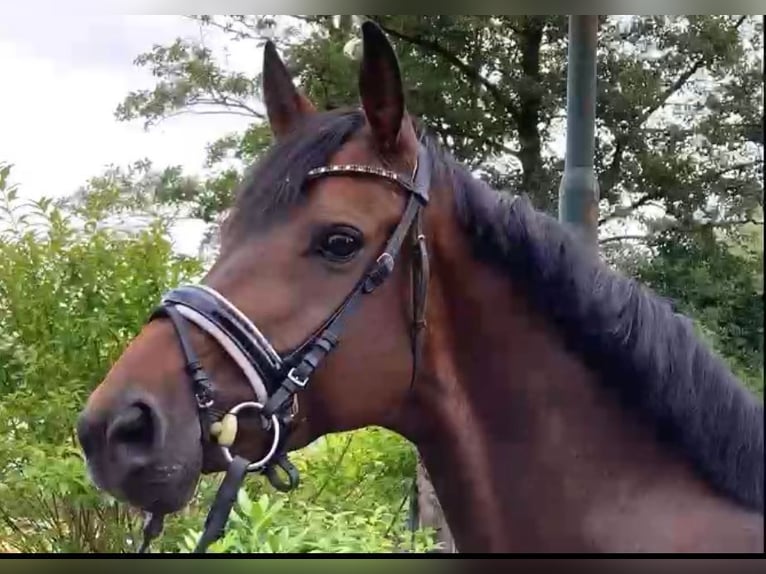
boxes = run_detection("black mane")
[226,109,764,513]
[445,140,764,514]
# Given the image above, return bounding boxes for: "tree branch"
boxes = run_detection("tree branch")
[636,63,705,126]
[187,15,271,44]
[189,16,255,41]
[599,138,623,201]
[637,16,746,126]
[599,234,650,245]
[177,93,263,119]
[144,108,258,129]
[367,17,520,120]
[598,158,763,226]
[702,159,763,182]
[175,110,257,119]
[598,191,663,225]
[215,93,264,119]
[436,123,520,159]
[600,16,748,200]
[706,216,764,227]
[600,215,763,245]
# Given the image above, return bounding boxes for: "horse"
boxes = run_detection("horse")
[76,22,764,553]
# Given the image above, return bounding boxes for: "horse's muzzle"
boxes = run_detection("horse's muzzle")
[77,392,198,513]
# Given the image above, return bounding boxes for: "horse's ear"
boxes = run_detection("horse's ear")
[359,21,407,154]
[262,41,316,139]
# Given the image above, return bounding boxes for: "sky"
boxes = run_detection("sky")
[0,14,259,254]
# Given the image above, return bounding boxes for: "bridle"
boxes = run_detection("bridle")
[136,142,432,553]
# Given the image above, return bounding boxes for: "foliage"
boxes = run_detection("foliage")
[633,218,764,396]
[178,429,437,554]
[112,15,761,243]
[0,162,204,552]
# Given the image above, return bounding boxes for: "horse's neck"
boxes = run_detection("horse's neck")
[407,209,763,552]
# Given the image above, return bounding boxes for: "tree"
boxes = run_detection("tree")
[113,15,762,246]
[633,212,764,396]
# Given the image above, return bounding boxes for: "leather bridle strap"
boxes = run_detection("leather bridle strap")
[163,305,216,439]
[409,210,429,390]
[262,190,426,420]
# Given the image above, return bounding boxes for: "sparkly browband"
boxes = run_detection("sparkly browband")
[305,163,426,203]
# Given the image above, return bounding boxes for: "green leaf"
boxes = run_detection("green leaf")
[237,487,253,516]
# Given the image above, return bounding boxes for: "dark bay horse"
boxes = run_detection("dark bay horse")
[77,22,764,553]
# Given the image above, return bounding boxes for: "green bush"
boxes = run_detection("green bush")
[635,225,764,397]
[0,163,202,552]
[176,429,437,554]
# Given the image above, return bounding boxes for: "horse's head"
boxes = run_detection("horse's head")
[77,22,433,516]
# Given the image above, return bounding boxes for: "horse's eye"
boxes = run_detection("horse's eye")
[317,228,362,262]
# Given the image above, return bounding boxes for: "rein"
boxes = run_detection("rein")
[137,143,432,553]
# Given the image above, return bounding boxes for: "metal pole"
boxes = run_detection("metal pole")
[558,15,600,246]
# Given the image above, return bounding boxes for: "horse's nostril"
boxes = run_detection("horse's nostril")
[106,401,158,469]
[111,404,153,443]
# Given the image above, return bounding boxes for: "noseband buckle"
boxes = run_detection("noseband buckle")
[286,366,309,389]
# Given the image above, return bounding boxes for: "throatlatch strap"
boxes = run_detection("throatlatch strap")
[409,211,429,390]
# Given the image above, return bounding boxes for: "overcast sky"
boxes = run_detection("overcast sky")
[0,14,260,197]
[0,14,264,253]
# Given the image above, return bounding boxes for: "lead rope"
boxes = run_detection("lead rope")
[192,455,251,553]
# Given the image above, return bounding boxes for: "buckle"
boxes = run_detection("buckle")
[195,386,214,409]
[286,367,309,389]
[196,395,214,409]
[363,253,395,293]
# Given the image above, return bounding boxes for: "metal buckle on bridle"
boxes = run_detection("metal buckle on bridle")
[196,394,214,410]
[286,366,309,389]
[363,253,395,294]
